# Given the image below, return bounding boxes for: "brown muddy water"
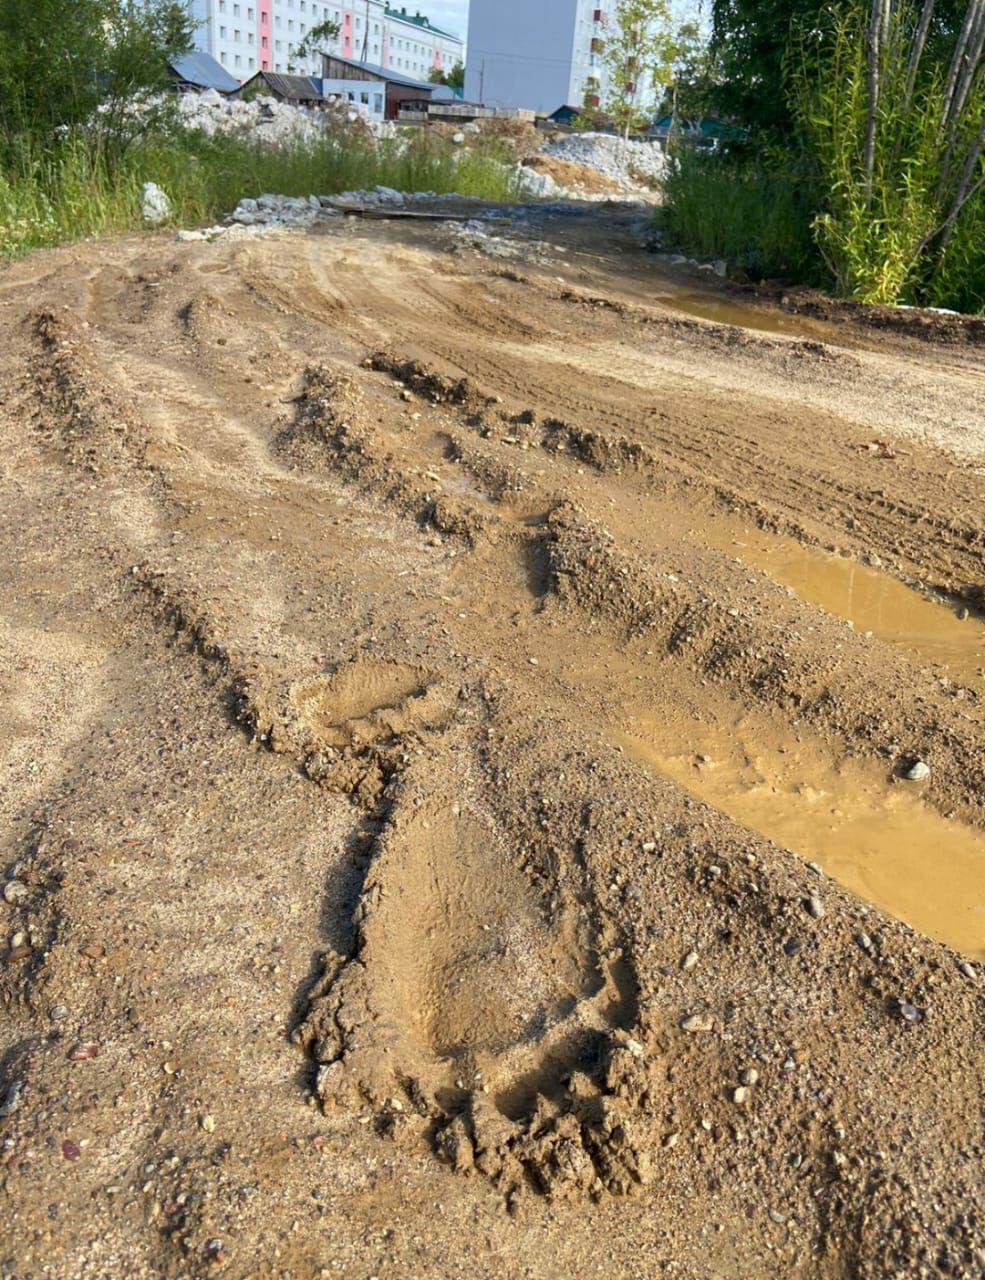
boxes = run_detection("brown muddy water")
[733,534,985,689]
[621,706,985,960]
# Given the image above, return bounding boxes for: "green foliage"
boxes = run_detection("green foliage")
[428,61,465,90]
[789,1,985,306]
[658,149,821,280]
[0,0,193,152]
[658,21,723,122]
[710,0,966,139]
[287,18,341,72]
[0,128,522,263]
[601,0,678,138]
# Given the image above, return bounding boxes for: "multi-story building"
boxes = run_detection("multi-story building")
[187,1,462,83]
[465,0,608,114]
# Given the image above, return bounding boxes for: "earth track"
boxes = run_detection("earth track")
[0,210,982,1279]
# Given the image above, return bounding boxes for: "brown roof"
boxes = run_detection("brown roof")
[238,71,326,102]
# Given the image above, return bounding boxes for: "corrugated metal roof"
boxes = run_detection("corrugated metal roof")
[246,72,326,101]
[323,54,435,91]
[169,52,240,94]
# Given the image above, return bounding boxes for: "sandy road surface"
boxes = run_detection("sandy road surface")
[1,205,983,1279]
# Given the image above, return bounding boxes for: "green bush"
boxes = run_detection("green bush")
[657,149,822,281]
[789,2,984,309]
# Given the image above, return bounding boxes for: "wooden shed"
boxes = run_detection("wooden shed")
[320,53,435,120]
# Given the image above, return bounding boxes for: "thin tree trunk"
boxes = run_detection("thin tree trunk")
[864,0,886,208]
[941,0,981,131]
[901,0,935,111]
[935,111,985,255]
[948,1,985,124]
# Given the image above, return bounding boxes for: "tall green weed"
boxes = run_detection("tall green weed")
[0,126,521,262]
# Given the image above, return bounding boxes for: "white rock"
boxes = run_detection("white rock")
[141,181,172,225]
[904,760,931,781]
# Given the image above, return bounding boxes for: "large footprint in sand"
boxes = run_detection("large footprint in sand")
[298,740,656,1202]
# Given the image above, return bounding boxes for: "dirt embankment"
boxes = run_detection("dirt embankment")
[1,209,983,1279]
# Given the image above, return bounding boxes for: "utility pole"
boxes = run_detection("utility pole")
[479,59,485,102]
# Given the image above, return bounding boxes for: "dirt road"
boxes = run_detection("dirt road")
[1,205,983,1279]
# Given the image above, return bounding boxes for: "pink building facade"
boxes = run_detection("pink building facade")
[189,1,462,82]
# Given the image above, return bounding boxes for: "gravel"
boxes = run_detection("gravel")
[537,132,667,190]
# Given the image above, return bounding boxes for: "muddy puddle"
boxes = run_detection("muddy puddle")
[650,288,823,338]
[620,706,985,959]
[731,533,985,688]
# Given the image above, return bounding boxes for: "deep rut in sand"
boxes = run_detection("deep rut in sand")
[2,214,984,1278]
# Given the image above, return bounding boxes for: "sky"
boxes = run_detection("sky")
[423,0,469,42]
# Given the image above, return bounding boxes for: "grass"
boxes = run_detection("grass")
[656,149,822,283]
[0,126,522,261]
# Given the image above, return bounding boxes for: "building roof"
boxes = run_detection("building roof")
[168,51,240,94]
[238,71,326,101]
[322,54,436,92]
[384,6,460,42]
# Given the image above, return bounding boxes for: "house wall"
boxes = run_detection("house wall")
[465,0,609,113]
[188,1,462,83]
[320,76,387,119]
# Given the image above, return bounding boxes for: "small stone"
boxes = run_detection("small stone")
[805,894,825,919]
[958,961,976,980]
[0,1080,24,1116]
[740,1067,759,1086]
[783,937,803,957]
[3,880,28,904]
[61,1139,81,1162]
[733,1086,749,1105]
[200,1114,216,1134]
[898,1000,922,1023]
[681,1012,715,1033]
[904,760,930,782]
[69,1043,100,1061]
[682,950,699,971]
[5,944,33,962]
[857,931,873,952]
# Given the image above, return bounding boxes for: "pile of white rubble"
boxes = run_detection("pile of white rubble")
[175,89,334,145]
[537,131,667,191]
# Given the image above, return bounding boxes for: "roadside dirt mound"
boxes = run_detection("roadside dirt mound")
[523,155,625,196]
[0,212,983,1279]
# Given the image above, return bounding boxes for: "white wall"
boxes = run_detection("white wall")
[465,0,581,113]
[321,77,386,119]
[189,1,462,82]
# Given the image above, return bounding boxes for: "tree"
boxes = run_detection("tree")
[657,20,722,125]
[0,0,193,147]
[428,61,465,91]
[287,18,340,73]
[710,0,968,139]
[790,0,985,303]
[600,0,679,139]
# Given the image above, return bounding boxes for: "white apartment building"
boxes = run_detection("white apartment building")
[187,1,462,82]
[465,0,609,113]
